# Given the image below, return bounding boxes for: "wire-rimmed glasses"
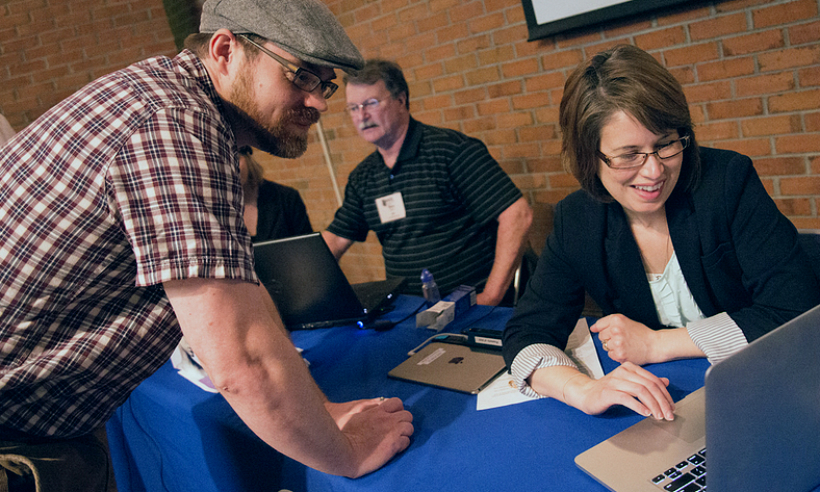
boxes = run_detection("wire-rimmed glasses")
[239,34,338,99]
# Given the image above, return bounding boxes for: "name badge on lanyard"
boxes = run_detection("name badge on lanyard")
[375,191,406,224]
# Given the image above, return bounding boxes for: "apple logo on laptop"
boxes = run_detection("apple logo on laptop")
[448,357,464,365]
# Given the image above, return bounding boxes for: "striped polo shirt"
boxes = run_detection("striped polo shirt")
[327,118,522,295]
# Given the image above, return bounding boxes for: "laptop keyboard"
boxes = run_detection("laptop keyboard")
[650,448,707,491]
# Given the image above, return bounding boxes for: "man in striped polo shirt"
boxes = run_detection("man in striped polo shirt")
[322,60,533,306]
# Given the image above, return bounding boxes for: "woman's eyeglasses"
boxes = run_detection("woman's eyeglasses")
[598,135,690,169]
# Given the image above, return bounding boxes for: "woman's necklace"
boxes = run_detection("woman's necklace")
[640,233,672,275]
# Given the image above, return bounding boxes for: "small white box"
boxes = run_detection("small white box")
[415,301,455,332]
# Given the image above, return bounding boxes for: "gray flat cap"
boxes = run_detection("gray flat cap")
[200,0,364,72]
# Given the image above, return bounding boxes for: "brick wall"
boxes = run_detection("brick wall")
[251,0,820,284]
[0,0,178,130]
[1,0,818,286]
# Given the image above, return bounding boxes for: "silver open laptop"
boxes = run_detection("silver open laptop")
[575,304,820,492]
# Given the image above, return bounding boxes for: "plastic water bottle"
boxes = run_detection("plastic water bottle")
[421,268,441,306]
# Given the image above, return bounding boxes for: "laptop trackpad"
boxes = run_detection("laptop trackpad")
[649,390,706,443]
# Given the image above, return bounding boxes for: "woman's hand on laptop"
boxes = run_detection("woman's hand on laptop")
[551,364,676,421]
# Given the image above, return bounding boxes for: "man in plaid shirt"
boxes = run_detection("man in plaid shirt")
[0,0,413,489]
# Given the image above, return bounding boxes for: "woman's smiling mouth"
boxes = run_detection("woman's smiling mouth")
[633,181,664,193]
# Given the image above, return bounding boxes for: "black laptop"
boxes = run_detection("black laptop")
[253,233,406,330]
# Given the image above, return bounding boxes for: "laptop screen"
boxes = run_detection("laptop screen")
[253,233,367,329]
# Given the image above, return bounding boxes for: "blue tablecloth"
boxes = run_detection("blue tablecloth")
[108,295,711,492]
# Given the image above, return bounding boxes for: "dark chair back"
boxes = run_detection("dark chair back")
[798,229,820,282]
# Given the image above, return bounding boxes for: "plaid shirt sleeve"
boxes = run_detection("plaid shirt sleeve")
[110,106,256,287]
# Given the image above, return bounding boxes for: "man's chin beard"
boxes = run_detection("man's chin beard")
[223,100,310,159]
[254,121,309,158]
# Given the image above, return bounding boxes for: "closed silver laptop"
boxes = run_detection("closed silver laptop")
[388,341,507,394]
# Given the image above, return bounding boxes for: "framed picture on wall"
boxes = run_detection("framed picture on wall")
[521,0,696,41]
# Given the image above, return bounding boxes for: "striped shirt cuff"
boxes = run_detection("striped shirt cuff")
[510,344,577,398]
[686,312,748,364]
